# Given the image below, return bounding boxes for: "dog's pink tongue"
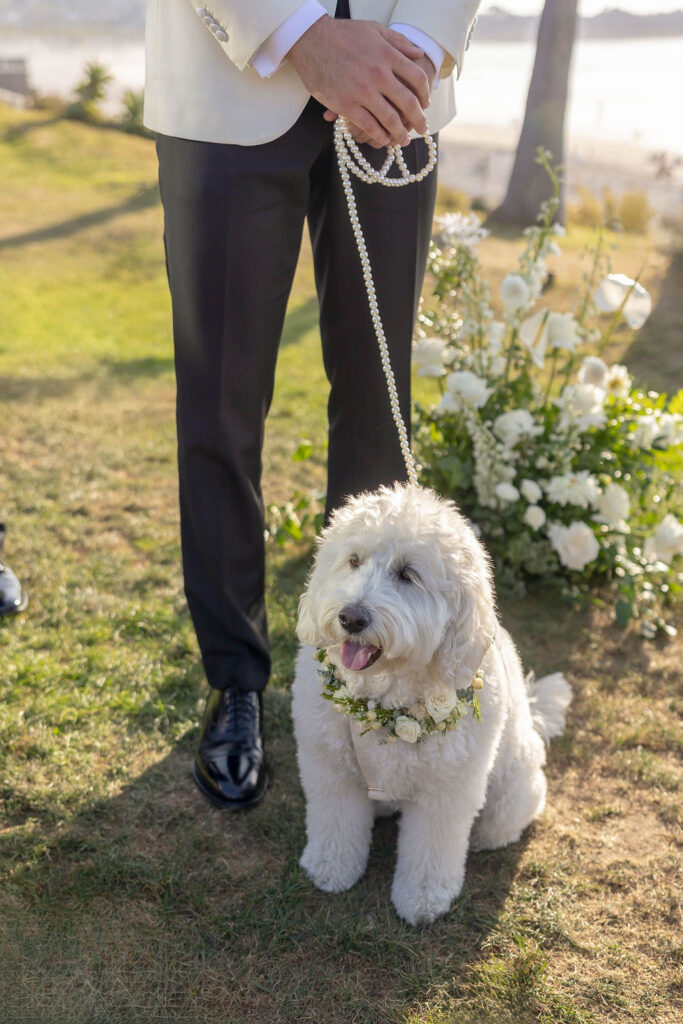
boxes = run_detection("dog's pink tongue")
[341,640,378,671]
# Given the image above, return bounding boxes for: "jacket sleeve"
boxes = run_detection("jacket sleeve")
[388,0,482,79]
[191,1,311,71]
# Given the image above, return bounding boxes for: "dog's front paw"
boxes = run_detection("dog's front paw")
[300,841,367,893]
[391,875,462,927]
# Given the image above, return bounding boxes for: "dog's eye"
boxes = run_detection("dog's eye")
[349,553,360,569]
[398,566,418,584]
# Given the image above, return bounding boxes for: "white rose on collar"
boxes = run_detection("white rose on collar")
[425,692,459,723]
[395,716,421,743]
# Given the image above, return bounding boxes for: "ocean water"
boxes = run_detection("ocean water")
[452,36,683,154]
[3,32,682,154]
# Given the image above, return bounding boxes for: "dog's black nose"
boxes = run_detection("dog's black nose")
[339,605,369,634]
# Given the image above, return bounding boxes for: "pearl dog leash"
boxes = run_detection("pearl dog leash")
[333,120,464,799]
[333,116,438,487]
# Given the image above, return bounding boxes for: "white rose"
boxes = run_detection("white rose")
[395,716,421,743]
[437,389,463,415]
[643,514,683,565]
[519,309,548,368]
[593,482,630,532]
[495,481,520,503]
[593,274,652,329]
[425,692,459,724]
[500,273,531,312]
[547,312,581,352]
[631,414,661,449]
[334,684,351,699]
[548,521,600,571]
[520,479,543,503]
[556,383,606,433]
[545,470,601,509]
[578,356,608,388]
[412,337,453,378]
[493,409,543,448]
[438,370,492,414]
[605,364,631,399]
[524,505,546,531]
[658,413,683,447]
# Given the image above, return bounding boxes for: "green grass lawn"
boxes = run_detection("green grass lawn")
[0,106,681,1024]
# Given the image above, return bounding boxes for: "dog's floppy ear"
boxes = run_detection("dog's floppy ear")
[433,538,498,691]
[296,586,319,647]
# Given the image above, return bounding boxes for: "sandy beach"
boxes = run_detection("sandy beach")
[438,121,683,217]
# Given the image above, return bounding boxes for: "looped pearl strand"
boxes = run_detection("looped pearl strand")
[334,116,438,487]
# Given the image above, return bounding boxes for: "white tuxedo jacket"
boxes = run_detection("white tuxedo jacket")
[144,0,481,145]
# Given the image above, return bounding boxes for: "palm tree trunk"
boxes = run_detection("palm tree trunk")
[491,0,579,226]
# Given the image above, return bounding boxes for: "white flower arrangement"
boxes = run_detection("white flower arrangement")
[433,211,488,252]
[413,155,682,635]
[275,158,681,638]
[318,652,482,743]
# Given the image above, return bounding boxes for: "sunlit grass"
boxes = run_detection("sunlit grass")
[0,105,680,1024]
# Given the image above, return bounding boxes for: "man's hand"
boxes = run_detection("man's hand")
[287,17,431,149]
[325,52,437,148]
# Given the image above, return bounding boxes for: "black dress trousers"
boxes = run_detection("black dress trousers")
[157,68,438,694]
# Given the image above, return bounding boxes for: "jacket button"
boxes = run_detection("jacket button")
[215,29,228,42]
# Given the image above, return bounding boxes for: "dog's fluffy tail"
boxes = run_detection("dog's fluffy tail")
[526,672,573,744]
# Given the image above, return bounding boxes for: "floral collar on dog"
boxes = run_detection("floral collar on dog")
[317,650,484,744]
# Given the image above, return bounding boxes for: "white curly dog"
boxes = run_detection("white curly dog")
[292,484,572,926]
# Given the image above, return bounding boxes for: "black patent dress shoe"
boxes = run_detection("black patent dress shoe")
[0,524,28,618]
[193,687,268,810]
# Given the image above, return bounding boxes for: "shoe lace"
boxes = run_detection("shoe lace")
[224,688,259,735]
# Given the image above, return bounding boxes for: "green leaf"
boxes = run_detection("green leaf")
[282,518,302,541]
[292,440,313,462]
[615,598,633,628]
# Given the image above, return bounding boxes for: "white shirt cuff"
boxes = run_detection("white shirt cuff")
[252,0,327,78]
[389,23,445,88]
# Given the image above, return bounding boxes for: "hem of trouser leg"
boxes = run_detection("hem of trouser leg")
[207,676,269,694]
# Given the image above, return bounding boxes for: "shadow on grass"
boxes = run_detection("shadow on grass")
[623,247,683,394]
[0,356,174,403]
[0,184,160,251]
[0,372,97,402]
[4,549,652,1022]
[3,113,65,141]
[0,687,527,1024]
[99,356,175,381]
[280,294,320,348]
